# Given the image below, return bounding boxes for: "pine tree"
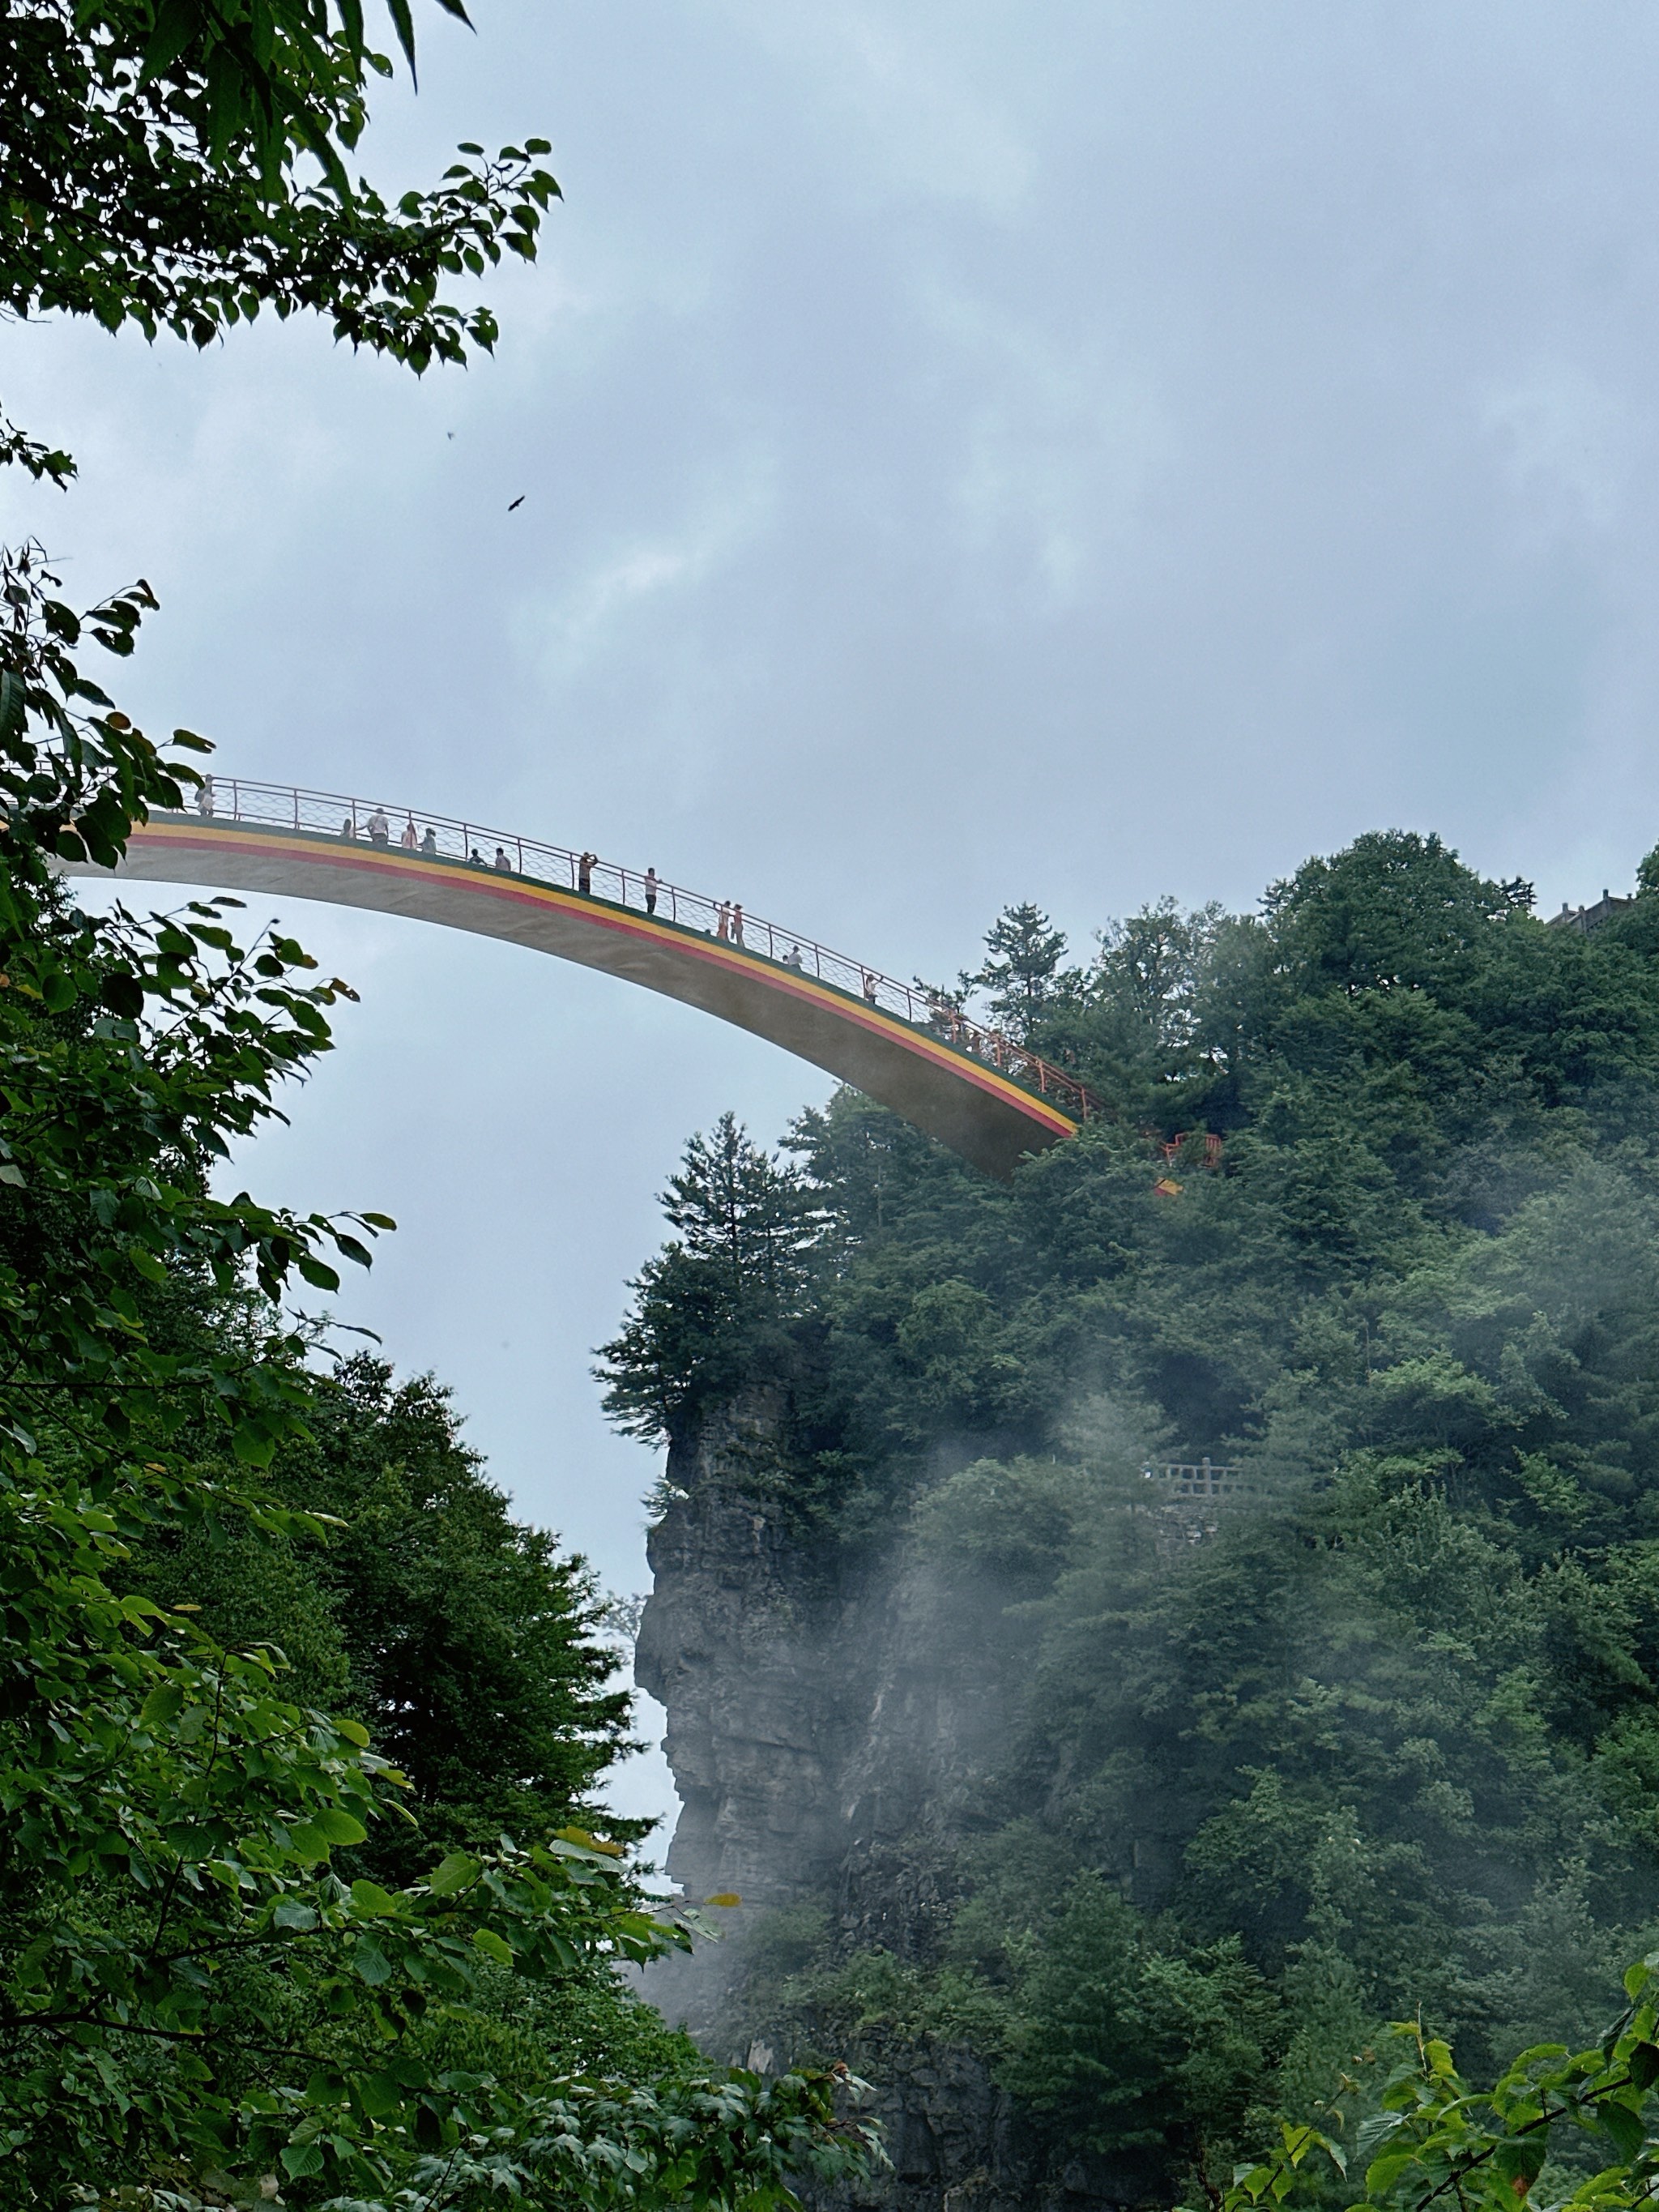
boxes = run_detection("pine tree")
[663,1111,821,1300]
[964,903,1072,1042]
[598,1115,821,1444]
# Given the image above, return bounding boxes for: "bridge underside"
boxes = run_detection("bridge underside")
[70,818,1080,1178]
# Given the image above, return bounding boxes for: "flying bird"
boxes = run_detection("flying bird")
[507,494,525,511]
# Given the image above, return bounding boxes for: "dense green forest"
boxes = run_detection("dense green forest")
[602,834,1659,2203]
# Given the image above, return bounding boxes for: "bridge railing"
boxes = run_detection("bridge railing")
[1143,1458,1247,1500]
[168,778,1101,1124]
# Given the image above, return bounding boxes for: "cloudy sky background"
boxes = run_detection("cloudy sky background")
[7,0,1659,1832]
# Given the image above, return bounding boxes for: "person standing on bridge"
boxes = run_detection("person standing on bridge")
[644,866,659,915]
[862,971,879,1006]
[196,775,215,818]
[715,901,730,940]
[731,903,744,946]
[578,851,595,895]
[494,846,513,873]
[401,817,418,849]
[420,826,437,857]
[367,807,390,845]
[785,943,804,971]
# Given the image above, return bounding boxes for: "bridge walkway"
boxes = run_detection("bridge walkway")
[70,778,1100,1179]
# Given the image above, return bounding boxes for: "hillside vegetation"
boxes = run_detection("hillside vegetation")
[602,832,1659,2199]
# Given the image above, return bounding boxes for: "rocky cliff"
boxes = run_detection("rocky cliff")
[633,1394,1170,2212]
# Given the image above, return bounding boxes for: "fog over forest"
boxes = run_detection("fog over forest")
[11,3,1659,2208]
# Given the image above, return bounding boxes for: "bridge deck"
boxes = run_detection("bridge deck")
[70,792,1093,1178]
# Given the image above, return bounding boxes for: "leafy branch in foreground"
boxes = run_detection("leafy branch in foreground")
[5,0,561,406]
[1218,1954,1659,2212]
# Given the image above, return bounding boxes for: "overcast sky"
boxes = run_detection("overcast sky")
[10,0,1659,1830]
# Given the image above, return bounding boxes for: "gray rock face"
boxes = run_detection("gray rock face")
[634,1390,858,1917]
[634,1400,1149,2212]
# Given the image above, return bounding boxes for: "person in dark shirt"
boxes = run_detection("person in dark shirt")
[578,851,595,895]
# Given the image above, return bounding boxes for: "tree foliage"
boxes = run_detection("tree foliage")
[597,1115,821,1447]
[1222,1949,1659,2212]
[610,826,1659,2199]
[960,901,1071,1045]
[2,0,561,374]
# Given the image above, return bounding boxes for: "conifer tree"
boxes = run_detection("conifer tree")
[964,903,1072,1042]
[598,1116,821,1445]
[663,1111,820,1299]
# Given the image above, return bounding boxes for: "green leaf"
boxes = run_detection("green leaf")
[140,1683,186,1728]
[0,668,26,747]
[350,1878,398,1917]
[472,1927,514,1967]
[310,1807,369,1847]
[355,2068,405,2119]
[383,0,417,77]
[1599,2099,1647,2162]
[1496,2138,1549,2189]
[426,1851,482,1897]
[1364,2152,1420,2194]
[232,1420,276,1467]
[353,1936,394,1984]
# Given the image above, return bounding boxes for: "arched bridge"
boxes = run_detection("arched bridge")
[70,778,1098,1177]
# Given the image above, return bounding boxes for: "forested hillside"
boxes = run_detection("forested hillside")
[608,832,1659,2206]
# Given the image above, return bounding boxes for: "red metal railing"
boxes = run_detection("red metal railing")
[163,778,1102,1124]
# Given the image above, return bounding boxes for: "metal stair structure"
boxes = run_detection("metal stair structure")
[66,779,1100,1178]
